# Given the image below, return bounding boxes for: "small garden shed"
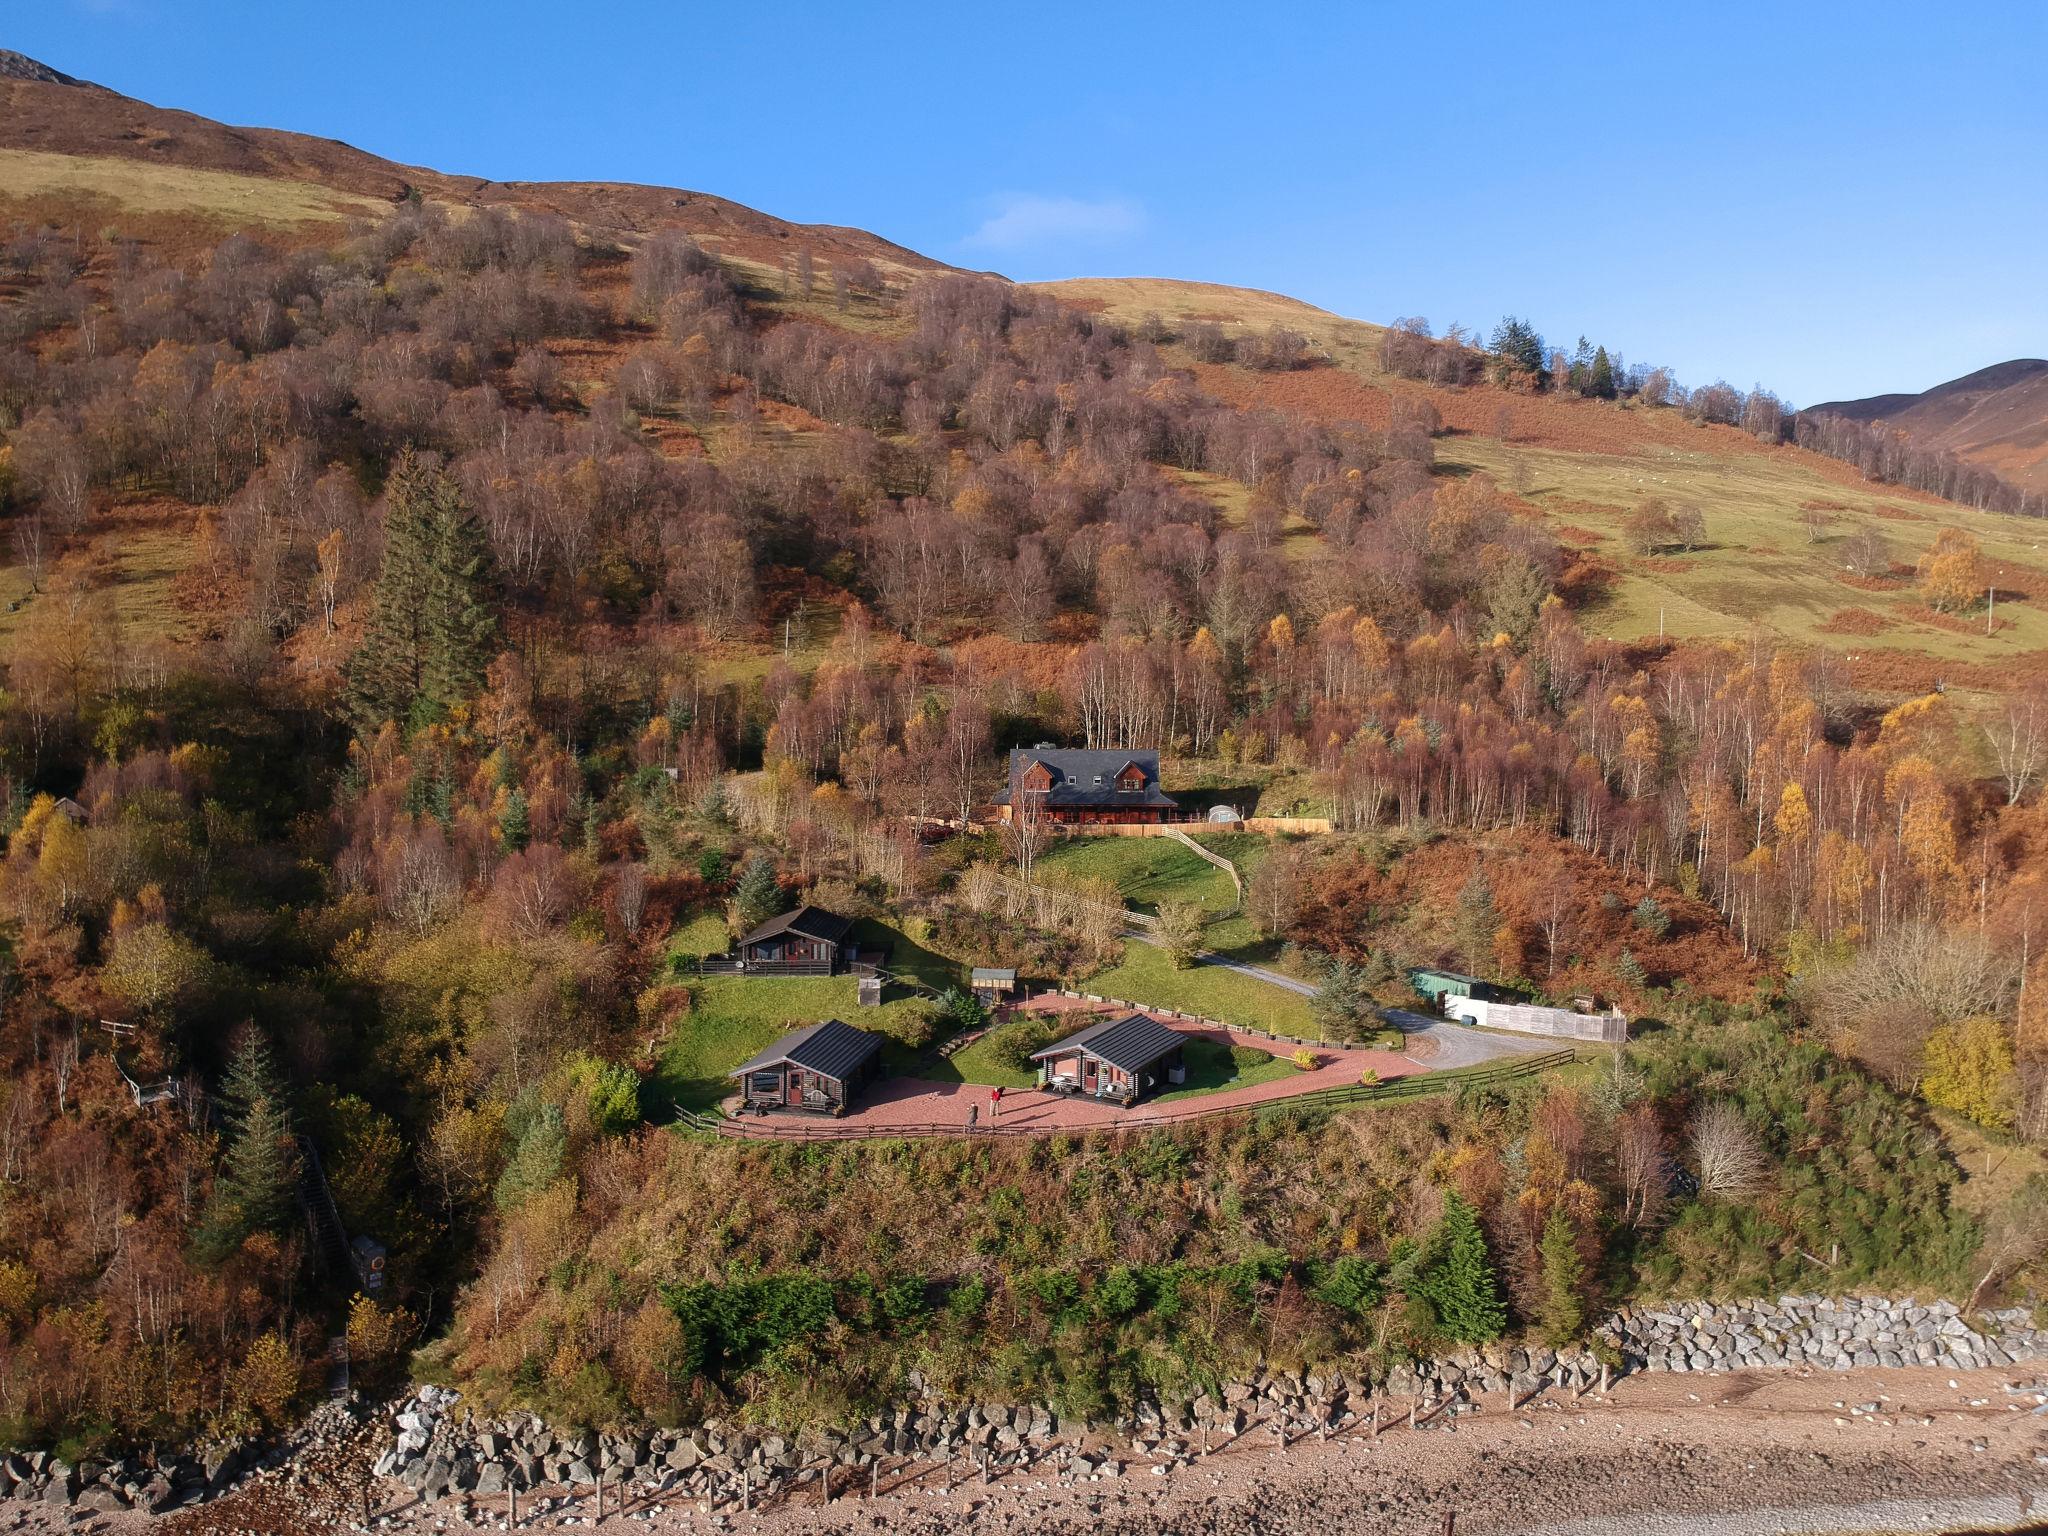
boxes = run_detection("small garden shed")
[1409,968,1495,1009]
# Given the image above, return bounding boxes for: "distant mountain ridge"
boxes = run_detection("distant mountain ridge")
[0,49,955,278]
[1808,359,2048,499]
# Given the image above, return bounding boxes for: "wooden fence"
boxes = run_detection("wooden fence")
[673,1048,1572,1143]
[1056,817,1334,838]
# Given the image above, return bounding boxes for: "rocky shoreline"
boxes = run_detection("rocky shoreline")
[7,1293,2043,1525]
[367,1294,2048,1517]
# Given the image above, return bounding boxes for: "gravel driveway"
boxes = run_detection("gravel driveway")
[1383,1007,1568,1070]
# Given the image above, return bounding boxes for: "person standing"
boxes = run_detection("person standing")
[966,1102,979,1134]
[990,1085,1004,1122]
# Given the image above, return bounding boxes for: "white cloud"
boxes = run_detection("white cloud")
[961,193,1144,253]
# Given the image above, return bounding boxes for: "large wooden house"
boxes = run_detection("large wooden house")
[993,746,1178,827]
[730,1019,883,1115]
[1030,1012,1186,1105]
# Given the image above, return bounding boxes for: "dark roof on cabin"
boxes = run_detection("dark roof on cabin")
[971,967,1016,982]
[736,905,853,949]
[1029,1012,1184,1073]
[730,1019,881,1082]
[993,747,1177,809]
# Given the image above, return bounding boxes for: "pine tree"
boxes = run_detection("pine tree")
[419,470,497,712]
[1589,346,1617,400]
[196,1034,301,1263]
[499,788,531,852]
[1538,1206,1586,1344]
[1488,317,1547,386]
[1417,1193,1506,1343]
[344,454,499,731]
[731,852,782,935]
[1310,956,1370,1043]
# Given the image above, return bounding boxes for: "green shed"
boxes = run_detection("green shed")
[1409,968,1493,1008]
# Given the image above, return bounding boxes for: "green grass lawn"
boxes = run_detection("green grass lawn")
[921,1027,1305,1100]
[666,910,731,961]
[911,1032,1040,1091]
[1152,1038,1301,1102]
[647,971,942,1117]
[1034,837,1238,916]
[1079,940,1316,1035]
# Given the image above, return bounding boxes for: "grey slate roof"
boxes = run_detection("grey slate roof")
[1029,1012,1184,1073]
[730,1019,881,1082]
[971,967,1017,982]
[993,747,1177,809]
[737,905,853,950]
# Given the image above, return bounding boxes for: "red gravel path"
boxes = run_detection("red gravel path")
[724,1005,1421,1137]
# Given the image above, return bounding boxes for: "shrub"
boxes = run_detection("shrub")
[1922,1016,2016,1131]
[1308,1255,1384,1315]
[1228,1044,1272,1072]
[665,1273,837,1380]
[985,1015,1064,1073]
[876,997,943,1050]
[572,1056,644,1135]
[1631,896,1672,938]
[1291,1048,1317,1071]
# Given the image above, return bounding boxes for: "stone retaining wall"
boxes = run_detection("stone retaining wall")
[368,1294,2048,1512]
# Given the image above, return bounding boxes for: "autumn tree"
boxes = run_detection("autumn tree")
[1917,526,1981,613]
[1689,1101,1764,1199]
[1156,901,1207,970]
[1922,1016,2016,1131]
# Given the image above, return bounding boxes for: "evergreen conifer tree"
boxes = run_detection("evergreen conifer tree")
[1589,346,1617,399]
[731,853,782,934]
[345,454,499,731]
[1539,1206,1586,1344]
[196,1034,300,1262]
[1310,956,1370,1043]
[1417,1193,1506,1343]
[1455,867,1501,977]
[499,788,531,852]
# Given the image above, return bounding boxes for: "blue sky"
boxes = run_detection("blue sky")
[14,1,2046,403]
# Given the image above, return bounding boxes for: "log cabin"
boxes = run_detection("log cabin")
[993,746,1178,826]
[730,1019,883,1115]
[1030,1012,1186,1105]
[734,906,856,974]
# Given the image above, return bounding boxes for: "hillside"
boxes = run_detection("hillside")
[1810,359,2048,499]
[1045,278,2048,685]
[2,46,2047,1469]
[0,51,951,279]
